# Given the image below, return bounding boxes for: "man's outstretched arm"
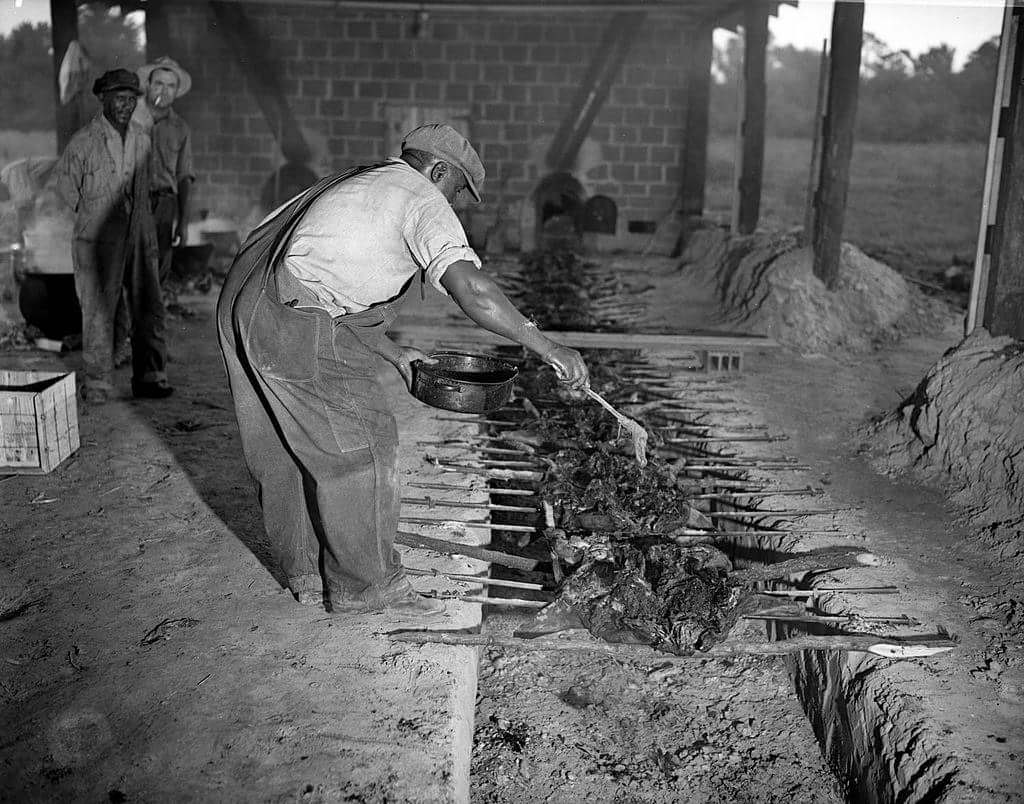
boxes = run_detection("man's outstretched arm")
[439,260,589,389]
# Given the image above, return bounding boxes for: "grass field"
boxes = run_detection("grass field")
[706,137,988,277]
[1,129,986,276]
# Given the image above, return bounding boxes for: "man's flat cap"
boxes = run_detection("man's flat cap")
[92,68,143,97]
[402,123,485,203]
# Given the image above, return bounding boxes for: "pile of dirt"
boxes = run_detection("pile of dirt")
[866,329,1024,556]
[679,227,954,354]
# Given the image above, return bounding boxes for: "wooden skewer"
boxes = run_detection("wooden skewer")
[667,436,788,444]
[432,465,543,480]
[676,463,812,472]
[405,482,537,496]
[401,497,539,513]
[757,587,899,598]
[689,488,824,499]
[705,509,845,518]
[730,550,877,582]
[433,595,548,608]
[400,516,537,534]
[389,630,955,660]
[426,445,533,458]
[672,528,843,537]
[662,424,770,433]
[435,417,521,426]
[394,531,538,571]
[405,567,545,591]
[743,613,916,625]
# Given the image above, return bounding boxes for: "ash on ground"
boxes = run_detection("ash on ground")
[471,614,845,804]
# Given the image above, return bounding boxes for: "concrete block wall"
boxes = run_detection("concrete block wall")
[165,3,690,248]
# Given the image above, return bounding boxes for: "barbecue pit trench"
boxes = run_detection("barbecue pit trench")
[464,352,958,803]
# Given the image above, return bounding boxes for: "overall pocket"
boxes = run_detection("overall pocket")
[245,292,319,383]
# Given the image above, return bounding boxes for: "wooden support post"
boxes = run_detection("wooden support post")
[680,24,714,222]
[545,12,646,171]
[811,0,864,289]
[981,6,1024,340]
[735,2,769,236]
[209,0,312,165]
[144,0,172,59]
[802,39,829,245]
[49,0,79,153]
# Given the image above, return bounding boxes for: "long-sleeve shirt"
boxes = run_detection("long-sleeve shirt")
[52,114,153,243]
[279,159,481,316]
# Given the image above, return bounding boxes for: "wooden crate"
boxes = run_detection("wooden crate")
[0,370,80,474]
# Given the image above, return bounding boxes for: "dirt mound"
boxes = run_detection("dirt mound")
[680,227,953,353]
[866,329,1024,556]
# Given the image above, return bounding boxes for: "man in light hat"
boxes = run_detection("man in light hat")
[217,122,589,617]
[133,56,195,280]
[52,68,171,402]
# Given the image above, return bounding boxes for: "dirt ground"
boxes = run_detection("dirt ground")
[471,613,845,803]
[3,247,1022,801]
[0,292,487,802]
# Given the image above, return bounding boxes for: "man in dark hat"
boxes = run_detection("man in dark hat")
[217,122,589,617]
[52,68,172,402]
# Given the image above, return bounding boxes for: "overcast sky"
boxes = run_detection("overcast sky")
[0,0,1008,71]
[767,0,1005,69]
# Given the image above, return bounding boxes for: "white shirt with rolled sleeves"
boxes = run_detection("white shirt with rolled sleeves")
[279,159,481,316]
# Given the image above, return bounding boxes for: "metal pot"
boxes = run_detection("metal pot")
[412,351,518,414]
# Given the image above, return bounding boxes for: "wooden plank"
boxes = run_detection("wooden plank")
[34,393,58,474]
[736,2,769,235]
[389,323,778,353]
[982,8,1024,340]
[545,11,646,171]
[209,1,312,164]
[144,0,172,59]
[58,373,79,460]
[802,39,830,245]
[1,393,41,470]
[811,0,864,288]
[680,23,714,220]
[966,5,1015,332]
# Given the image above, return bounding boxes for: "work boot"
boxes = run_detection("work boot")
[329,575,446,617]
[295,589,324,607]
[132,379,174,399]
[381,575,447,616]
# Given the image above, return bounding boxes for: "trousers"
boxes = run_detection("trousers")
[151,190,177,283]
[216,164,406,600]
[72,207,167,392]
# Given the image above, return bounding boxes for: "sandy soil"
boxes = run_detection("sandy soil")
[3,244,1022,801]
[471,613,844,803]
[0,294,484,803]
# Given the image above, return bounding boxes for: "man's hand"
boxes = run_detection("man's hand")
[379,342,435,390]
[543,343,589,390]
[172,223,187,247]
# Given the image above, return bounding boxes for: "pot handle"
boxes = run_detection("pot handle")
[431,378,464,392]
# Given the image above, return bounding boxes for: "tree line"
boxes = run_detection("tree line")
[710,32,1000,143]
[0,7,143,132]
[0,14,1000,144]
